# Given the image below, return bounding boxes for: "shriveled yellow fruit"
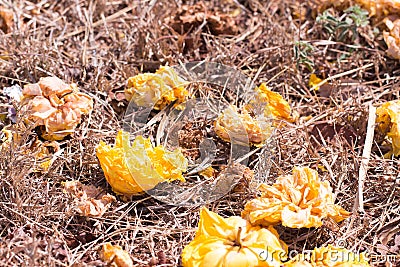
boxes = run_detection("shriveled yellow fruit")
[31,140,60,172]
[96,130,188,198]
[242,167,351,228]
[376,100,400,157]
[181,207,287,267]
[125,66,188,110]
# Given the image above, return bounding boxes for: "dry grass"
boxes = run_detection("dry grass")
[0,0,399,266]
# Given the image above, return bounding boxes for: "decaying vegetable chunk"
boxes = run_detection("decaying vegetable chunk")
[242,167,351,228]
[96,130,188,198]
[21,76,93,141]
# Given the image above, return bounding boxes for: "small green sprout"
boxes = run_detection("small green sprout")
[294,41,315,72]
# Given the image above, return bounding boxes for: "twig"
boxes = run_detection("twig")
[57,5,134,41]
[354,102,376,213]
[310,63,374,91]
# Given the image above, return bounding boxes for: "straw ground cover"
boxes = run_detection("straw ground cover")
[0,0,399,266]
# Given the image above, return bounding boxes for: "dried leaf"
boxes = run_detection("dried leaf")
[96,130,188,198]
[21,77,93,141]
[167,3,239,36]
[124,66,188,110]
[63,180,116,217]
[310,122,357,147]
[242,167,351,228]
[100,243,133,267]
[217,163,254,193]
[376,100,400,157]
[377,217,400,246]
[181,207,287,267]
